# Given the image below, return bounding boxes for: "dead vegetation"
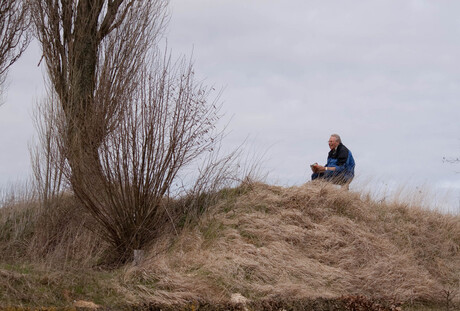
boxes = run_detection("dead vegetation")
[28,0,230,261]
[1,181,459,310]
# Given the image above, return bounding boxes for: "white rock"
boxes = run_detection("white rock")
[230,292,249,305]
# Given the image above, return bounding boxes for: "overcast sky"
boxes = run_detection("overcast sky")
[1,0,459,210]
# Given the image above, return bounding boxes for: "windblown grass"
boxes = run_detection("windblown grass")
[0,193,104,268]
[122,181,460,307]
[1,181,459,309]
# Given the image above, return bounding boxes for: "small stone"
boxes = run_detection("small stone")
[74,300,100,309]
[230,292,249,305]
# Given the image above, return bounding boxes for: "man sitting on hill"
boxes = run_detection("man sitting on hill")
[311,134,355,187]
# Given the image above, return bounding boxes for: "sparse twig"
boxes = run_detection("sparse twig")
[0,0,30,99]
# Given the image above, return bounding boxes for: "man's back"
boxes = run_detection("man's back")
[326,143,355,181]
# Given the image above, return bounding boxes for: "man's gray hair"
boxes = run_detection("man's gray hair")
[331,134,341,143]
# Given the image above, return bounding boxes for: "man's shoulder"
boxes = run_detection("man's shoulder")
[339,143,349,152]
[337,143,350,157]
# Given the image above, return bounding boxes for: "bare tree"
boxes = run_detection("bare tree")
[0,0,30,98]
[30,86,68,208]
[29,0,167,253]
[30,0,227,260]
[89,54,222,255]
[443,157,460,164]
[30,0,167,192]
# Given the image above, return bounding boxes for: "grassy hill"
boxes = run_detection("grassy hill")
[0,181,459,310]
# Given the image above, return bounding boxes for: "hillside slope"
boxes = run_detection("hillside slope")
[121,182,460,306]
[1,181,459,309]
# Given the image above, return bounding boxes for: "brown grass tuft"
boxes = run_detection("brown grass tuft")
[0,193,105,268]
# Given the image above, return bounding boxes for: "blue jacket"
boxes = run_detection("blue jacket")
[326,143,355,180]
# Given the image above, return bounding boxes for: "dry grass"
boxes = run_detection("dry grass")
[121,181,460,307]
[0,193,104,268]
[0,193,120,307]
[1,181,459,309]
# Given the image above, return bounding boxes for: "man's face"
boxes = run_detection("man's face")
[328,136,339,150]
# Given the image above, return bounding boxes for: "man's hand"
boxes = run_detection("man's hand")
[310,163,317,173]
[311,163,322,173]
[311,164,327,173]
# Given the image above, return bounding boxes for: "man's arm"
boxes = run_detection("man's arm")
[316,148,349,173]
[314,164,335,172]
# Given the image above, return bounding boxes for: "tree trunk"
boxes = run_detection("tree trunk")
[64,0,105,208]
